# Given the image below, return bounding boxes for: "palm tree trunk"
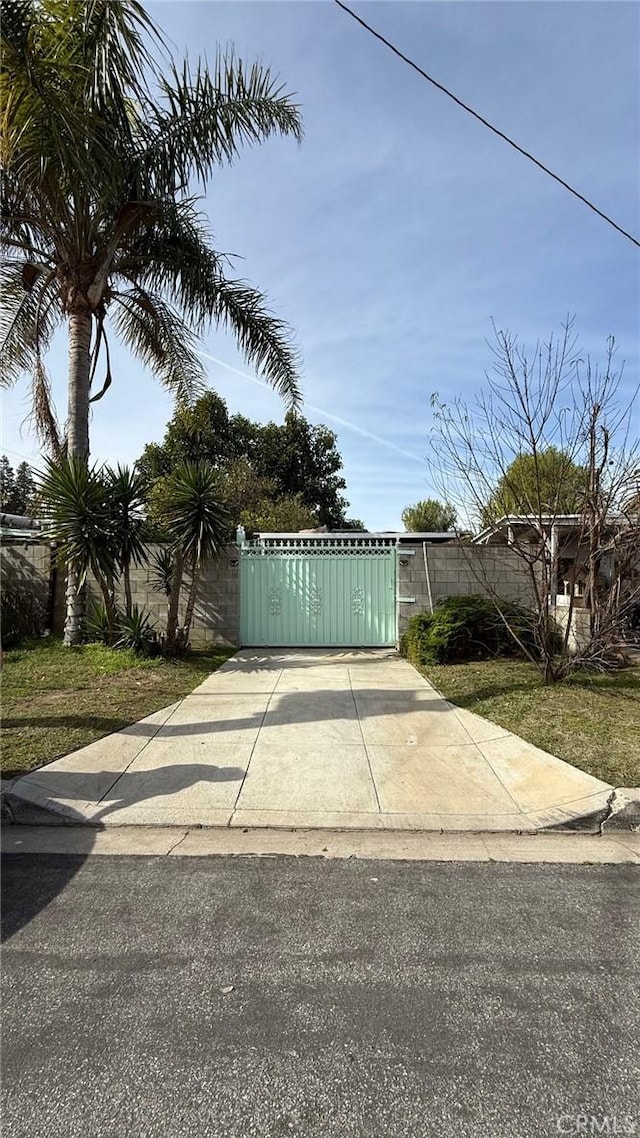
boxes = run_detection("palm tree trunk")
[165,550,184,653]
[63,309,93,646]
[183,557,201,642]
[67,309,92,457]
[64,563,85,647]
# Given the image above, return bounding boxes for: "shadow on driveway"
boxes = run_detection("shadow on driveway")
[2,677,447,940]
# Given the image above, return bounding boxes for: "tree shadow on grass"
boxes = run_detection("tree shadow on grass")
[448,678,640,709]
[2,716,151,732]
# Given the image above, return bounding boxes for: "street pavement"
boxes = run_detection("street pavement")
[2,852,638,1138]
[6,649,613,831]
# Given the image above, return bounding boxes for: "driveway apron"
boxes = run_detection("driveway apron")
[7,650,613,831]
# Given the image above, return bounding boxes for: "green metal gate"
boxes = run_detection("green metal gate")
[240,537,397,647]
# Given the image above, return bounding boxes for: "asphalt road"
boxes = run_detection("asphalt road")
[2,854,639,1138]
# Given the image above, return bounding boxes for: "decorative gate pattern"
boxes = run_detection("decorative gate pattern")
[240,538,397,647]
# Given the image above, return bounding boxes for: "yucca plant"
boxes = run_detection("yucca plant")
[154,461,229,652]
[115,604,157,655]
[1,0,302,644]
[148,546,175,600]
[37,457,119,643]
[106,464,148,617]
[86,603,114,646]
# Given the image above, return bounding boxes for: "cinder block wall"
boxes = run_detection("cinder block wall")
[1,542,240,648]
[4,539,536,647]
[397,544,536,635]
[124,544,240,647]
[1,541,53,621]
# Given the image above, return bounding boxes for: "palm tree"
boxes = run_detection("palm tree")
[1,0,303,642]
[37,457,120,643]
[106,464,148,617]
[154,461,229,652]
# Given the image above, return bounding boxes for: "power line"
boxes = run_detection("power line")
[333,0,640,249]
[0,446,37,462]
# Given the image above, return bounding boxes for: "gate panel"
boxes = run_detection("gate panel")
[240,541,396,647]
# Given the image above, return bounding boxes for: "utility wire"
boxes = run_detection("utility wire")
[334,0,640,249]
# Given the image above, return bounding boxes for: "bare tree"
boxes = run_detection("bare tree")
[430,318,639,682]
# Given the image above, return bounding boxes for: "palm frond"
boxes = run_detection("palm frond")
[207,271,302,406]
[110,287,207,403]
[0,0,33,56]
[115,196,224,332]
[0,259,61,386]
[32,357,63,457]
[78,0,165,109]
[121,201,301,405]
[139,50,303,192]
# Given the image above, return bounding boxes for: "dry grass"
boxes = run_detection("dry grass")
[1,638,235,776]
[417,658,640,787]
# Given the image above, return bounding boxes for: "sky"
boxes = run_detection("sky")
[2,0,639,529]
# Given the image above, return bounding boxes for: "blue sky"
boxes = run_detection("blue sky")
[3,0,639,528]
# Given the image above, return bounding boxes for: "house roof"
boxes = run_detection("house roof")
[0,513,43,541]
[252,530,456,543]
[473,514,628,545]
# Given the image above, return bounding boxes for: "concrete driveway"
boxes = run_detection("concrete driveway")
[7,650,613,831]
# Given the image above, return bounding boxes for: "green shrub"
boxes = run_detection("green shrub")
[400,595,542,666]
[0,581,47,647]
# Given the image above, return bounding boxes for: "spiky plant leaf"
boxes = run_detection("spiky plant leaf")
[37,456,118,586]
[148,546,175,597]
[105,463,149,571]
[156,460,229,566]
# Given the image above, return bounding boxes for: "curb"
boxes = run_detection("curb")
[600,788,640,833]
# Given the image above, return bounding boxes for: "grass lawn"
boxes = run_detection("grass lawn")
[1,637,235,777]
[417,658,640,788]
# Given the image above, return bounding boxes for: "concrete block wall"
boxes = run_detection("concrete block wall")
[98,544,240,647]
[554,607,592,654]
[1,542,240,648]
[1,541,52,620]
[397,544,536,635]
[4,539,535,647]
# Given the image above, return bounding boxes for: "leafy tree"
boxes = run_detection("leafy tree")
[138,397,362,531]
[222,458,277,525]
[222,457,317,534]
[481,447,587,527]
[13,462,37,515]
[1,0,302,643]
[252,412,351,527]
[0,456,37,515]
[240,494,318,535]
[0,456,16,513]
[150,461,229,650]
[401,498,457,532]
[137,392,254,485]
